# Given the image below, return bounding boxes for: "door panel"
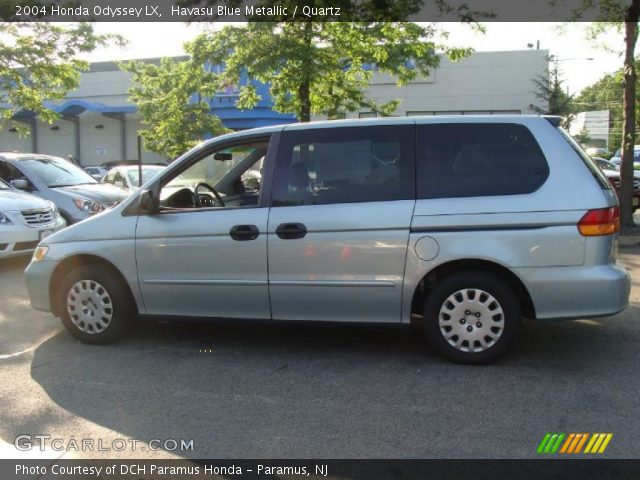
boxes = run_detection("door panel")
[266,123,416,323]
[136,208,269,318]
[268,201,415,322]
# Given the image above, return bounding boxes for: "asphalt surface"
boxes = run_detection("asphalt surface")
[0,247,638,460]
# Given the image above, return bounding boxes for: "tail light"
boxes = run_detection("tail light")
[577,206,620,236]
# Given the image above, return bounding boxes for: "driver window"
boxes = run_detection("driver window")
[159,141,268,210]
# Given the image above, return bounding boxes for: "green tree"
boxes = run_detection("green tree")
[122,58,228,159]
[530,61,575,128]
[567,1,639,229]
[573,126,592,146]
[187,21,474,122]
[574,59,640,152]
[0,22,117,134]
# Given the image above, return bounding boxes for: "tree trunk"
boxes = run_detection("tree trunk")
[620,3,639,230]
[298,20,313,122]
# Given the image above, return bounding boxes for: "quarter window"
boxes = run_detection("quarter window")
[272,125,415,206]
[416,123,549,198]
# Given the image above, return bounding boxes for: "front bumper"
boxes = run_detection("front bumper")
[0,218,65,259]
[514,263,631,320]
[24,259,58,313]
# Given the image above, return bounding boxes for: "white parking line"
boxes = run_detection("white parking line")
[0,332,59,360]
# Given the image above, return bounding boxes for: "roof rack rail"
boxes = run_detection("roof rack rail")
[542,115,562,127]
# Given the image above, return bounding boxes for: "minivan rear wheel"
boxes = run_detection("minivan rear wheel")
[58,265,134,344]
[423,271,520,364]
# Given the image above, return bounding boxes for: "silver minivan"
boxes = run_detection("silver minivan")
[24,116,631,364]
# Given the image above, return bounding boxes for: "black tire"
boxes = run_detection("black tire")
[423,271,521,364]
[58,265,135,344]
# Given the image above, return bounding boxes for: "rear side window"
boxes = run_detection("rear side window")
[416,123,549,199]
[557,128,610,190]
[272,125,415,206]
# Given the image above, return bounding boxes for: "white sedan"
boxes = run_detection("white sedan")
[0,179,66,259]
[101,165,165,192]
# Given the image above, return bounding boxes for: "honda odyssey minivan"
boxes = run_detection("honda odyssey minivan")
[24,116,631,364]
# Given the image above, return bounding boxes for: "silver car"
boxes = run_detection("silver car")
[0,153,129,224]
[101,165,165,192]
[0,179,66,259]
[24,116,630,364]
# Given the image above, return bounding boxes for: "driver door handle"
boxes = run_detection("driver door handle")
[276,223,307,239]
[229,225,260,241]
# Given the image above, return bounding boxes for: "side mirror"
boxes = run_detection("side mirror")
[114,180,125,189]
[139,189,158,214]
[242,177,260,192]
[11,179,29,190]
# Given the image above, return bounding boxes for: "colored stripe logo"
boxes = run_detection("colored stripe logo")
[537,433,613,454]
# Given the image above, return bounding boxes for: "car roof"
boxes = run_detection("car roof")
[110,165,165,171]
[0,153,64,162]
[195,114,551,150]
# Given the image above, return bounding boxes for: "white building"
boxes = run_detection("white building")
[1,49,549,166]
[355,50,548,118]
[569,110,610,149]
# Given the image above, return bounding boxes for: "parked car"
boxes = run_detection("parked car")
[84,166,111,181]
[592,157,619,172]
[24,116,630,364]
[593,157,640,211]
[100,160,167,169]
[0,153,129,224]
[610,145,640,169]
[102,165,165,192]
[0,178,66,259]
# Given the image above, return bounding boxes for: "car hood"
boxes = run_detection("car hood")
[0,189,50,211]
[53,183,129,203]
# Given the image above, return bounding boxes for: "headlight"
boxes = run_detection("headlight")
[0,211,13,225]
[73,197,104,213]
[47,201,60,218]
[32,245,49,262]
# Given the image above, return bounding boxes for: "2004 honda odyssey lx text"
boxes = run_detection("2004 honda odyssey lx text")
[24,116,631,364]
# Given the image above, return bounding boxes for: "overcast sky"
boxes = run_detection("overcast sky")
[86,22,626,95]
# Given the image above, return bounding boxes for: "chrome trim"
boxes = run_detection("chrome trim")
[143,279,267,286]
[269,280,396,287]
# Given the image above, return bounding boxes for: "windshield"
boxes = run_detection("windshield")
[596,160,616,171]
[127,167,164,187]
[0,178,10,189]
[20,157,97,187]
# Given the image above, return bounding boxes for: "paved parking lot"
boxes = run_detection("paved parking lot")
[0,244,639,459]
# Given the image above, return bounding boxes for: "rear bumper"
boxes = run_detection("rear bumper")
[514,263,630,320]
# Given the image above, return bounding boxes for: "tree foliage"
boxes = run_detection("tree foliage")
[530,62,575,128]
[0,22,117,134]
[122,58,229,159]
[574,59,640,150]
[187,20,474,122]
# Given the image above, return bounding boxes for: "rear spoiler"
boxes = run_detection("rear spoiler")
[542,115,563,127]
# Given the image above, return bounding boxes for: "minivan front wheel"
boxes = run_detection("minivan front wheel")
[423,271,520,364]
[58,265,134,344]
